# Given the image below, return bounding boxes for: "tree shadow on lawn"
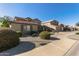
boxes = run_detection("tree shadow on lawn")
[0,41,35,56]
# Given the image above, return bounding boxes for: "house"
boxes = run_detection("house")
[9,17,41,33]
[74,26,79,30]
[42,20,57,30]
[41,20,64,31]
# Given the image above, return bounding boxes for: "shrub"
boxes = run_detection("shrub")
[1,20,9,27]
[0,29,20,52]
[39,31,51,39]
[24,31,38,36]
[32,33,38,37]
[16,31,22,37]
[76,32,79,35]
[50,31,55,35]
[30,30,38,35]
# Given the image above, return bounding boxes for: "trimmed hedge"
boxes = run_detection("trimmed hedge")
[0,29,20,52]
[39,31,51,39]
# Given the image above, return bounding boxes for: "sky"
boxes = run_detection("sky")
[0,3,79,25]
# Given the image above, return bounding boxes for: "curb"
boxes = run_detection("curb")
[63,40,78,56]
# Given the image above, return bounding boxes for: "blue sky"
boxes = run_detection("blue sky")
[0,3,79,25]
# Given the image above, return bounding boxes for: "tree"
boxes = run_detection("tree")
[25,17,32,21]
[63,25,71,31]
[1,20,9,27]
[76,22,79,26]
[60,24,64,27]
[33,18,41,24]
[51,20,59,25]
[0,16,10,27]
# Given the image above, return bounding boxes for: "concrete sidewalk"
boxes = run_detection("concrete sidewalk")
[65,41,79,56]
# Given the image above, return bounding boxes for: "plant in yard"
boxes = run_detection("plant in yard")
[0,29,20,52]
[1,20,9,27]
[39,31,51,39]
[16,31,22,37]
[32,33,39,37]
[76,22,79,26]
[25,30,38,35]
[30,30,38,35]
[50,31,55,35]
[76,32,79,35]
[0,16,10,27]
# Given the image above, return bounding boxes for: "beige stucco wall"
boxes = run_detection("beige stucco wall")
[10,23,39,31]
[10,23,21,31]
[42,22,57,30]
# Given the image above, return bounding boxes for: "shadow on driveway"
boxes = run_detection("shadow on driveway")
[51,37,60,40]
[48,37,60,40]
[0,41,35,56]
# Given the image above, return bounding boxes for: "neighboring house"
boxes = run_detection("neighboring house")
[41,20,64,31]
[58,24,64,31]
[74,26,79,30]
[9,17,41,33]
[41,20,58,30]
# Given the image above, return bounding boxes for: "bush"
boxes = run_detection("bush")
[30,30,38,35]
[24,31,38,36]
[76,32,79,35]
[39,31,51,39]
[50,32,55,35]
[32,33,38,37]
[16,31,22,37]
[0,29,20,52]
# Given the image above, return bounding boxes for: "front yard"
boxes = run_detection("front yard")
[0,31,77,56]
[0,35,59,56]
